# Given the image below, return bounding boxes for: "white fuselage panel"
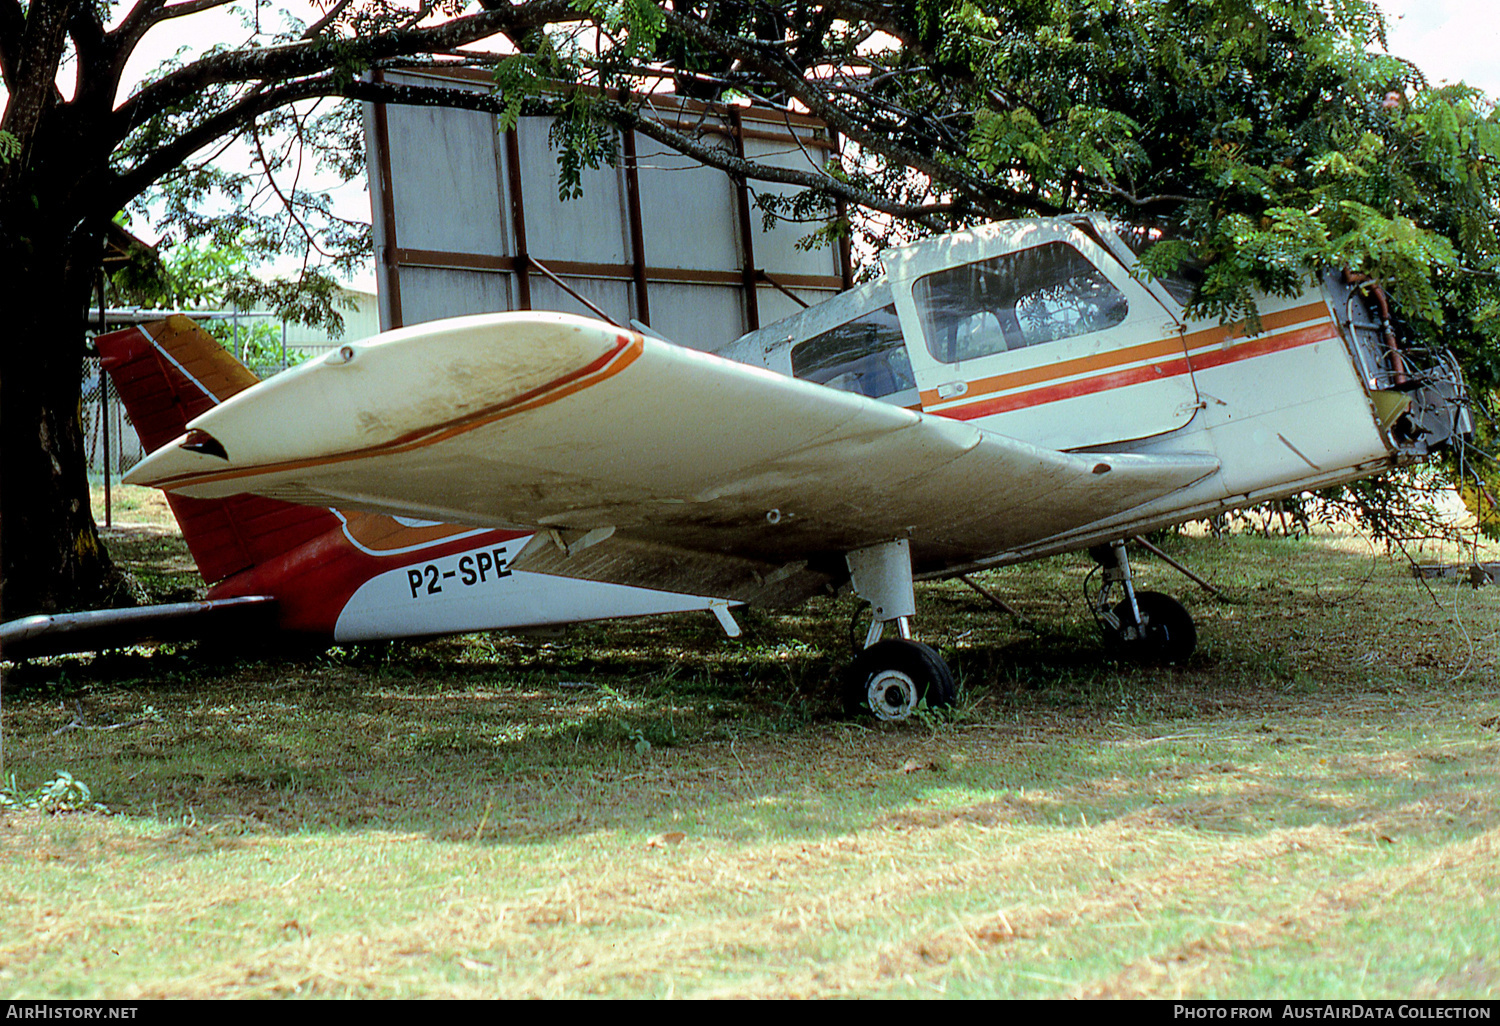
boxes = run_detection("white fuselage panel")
[332,535,721,641]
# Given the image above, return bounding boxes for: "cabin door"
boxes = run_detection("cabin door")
[885,221,1199,450]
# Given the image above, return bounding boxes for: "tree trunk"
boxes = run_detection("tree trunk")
[0,201,129,621]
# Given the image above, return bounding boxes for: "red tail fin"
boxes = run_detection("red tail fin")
[97,317,341,585]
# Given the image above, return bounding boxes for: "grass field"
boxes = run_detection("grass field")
[1,487,1497,998]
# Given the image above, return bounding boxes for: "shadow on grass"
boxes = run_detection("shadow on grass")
[4,536,1497,854]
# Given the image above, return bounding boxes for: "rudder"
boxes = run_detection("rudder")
[97,317,340,585]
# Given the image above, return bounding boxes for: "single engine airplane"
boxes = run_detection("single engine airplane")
[5,215,1473,721]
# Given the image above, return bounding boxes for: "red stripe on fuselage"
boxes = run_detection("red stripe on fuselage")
[933,319,1338,422]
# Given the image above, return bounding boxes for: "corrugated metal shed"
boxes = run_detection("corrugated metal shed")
[363,69,850,351]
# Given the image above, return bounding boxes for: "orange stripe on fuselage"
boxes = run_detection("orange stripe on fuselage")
[1179,301,1331,354]
[151,332,645,492]
[1181,320,1339,373]
[924,301,1335,422]
[917,335,1186,408]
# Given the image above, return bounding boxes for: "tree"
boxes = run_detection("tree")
[109,233,319,374]
[0,0,566,617]
[3,0,1498,618]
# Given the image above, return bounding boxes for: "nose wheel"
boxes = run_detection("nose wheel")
[1091,541,1197,664]
[1104,589,1196,664]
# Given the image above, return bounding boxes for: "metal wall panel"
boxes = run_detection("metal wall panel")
[635,143,742,273]
[647,283,747,347]
[527,277,634,326]
[514,117,632,267]
[382,85,508,256]
[396,268,514,328]
[755,287,831,328]
[366,70,849,353]
[741,131,842,280]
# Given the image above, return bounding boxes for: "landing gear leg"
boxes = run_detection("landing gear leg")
[1090,540,1197,664]
[843,539,957,721]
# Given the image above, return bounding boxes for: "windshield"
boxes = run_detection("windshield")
[913,242,1129,363]
[1109,223,1203,308]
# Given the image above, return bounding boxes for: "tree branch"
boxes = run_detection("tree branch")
[654,6,1042,220]
[65,1,113,110]
[110,0,167,48]
[111,2,577,140]
[0,0,78,181]
[613,98,964,228]
[818,0,920,49]
[101,78,330,217]
[92,0,1041,230]
[109,0,237,76]
[341,77,963,229]
[151,0,240,23]
[1091,180,1197,208]
[302,0,355,40]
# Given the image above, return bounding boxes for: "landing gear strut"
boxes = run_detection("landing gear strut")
[842,539,957,720]
[1090,541,1196,664]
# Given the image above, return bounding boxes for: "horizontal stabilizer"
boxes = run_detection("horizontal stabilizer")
[97,318,344,584]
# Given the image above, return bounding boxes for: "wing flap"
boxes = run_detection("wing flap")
[511,532,828,608]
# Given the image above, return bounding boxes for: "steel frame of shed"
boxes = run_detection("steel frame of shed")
[364,69,854,348]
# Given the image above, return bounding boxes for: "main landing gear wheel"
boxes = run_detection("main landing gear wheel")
[845,639,958,721]
[1107,590,1197,665]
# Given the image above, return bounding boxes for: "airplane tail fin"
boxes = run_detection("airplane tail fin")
[97,316,340,585]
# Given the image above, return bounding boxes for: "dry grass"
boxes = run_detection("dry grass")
[89,481,179,530]
[2,517,1498,999]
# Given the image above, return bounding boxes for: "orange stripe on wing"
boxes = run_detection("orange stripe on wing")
[152,332,645,491]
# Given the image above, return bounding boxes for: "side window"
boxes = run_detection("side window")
[791,305,916,402]
[914,242,1129,364]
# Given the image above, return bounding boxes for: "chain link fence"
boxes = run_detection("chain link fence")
[81,353,143,478]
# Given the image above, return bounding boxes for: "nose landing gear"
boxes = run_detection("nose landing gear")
[839,537,1197,718]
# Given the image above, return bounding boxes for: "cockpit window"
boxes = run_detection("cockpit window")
[791,304,916,402]
[914,242,1128,364]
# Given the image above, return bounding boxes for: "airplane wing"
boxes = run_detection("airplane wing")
[127,312,1219,605]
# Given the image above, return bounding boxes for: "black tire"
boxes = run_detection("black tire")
[844,639,957,721]
[1108,590,1196,664]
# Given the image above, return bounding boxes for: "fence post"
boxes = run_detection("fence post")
[97,272,111,529]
